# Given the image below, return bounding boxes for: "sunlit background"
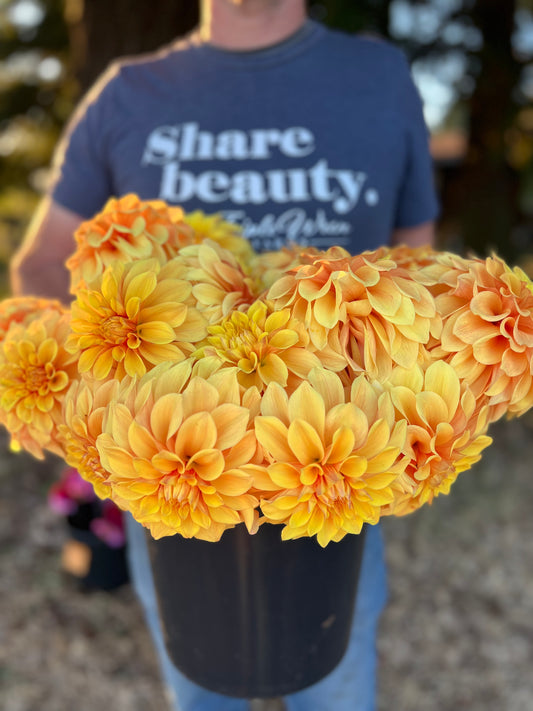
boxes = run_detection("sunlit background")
[2,4,533,711]
[1,0,533,291]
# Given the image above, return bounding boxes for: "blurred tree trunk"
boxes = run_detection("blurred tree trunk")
[309,0,392,37]
[64,0,199,93]
[440,0,521,259]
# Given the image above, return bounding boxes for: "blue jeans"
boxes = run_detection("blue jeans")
[126,517,388,711]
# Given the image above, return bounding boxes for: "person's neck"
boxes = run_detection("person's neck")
[199,0,307,51]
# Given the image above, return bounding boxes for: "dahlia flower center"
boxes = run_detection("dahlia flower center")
[163,468,200,502]
[301,462,350,504]
[24,363,51,393]
[210,320,270,362]
[100,315,136,345]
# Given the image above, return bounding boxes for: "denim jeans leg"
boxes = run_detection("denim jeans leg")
[283,524,388,711]
[126,515,249,711]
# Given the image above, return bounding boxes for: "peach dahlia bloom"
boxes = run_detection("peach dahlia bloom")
[268,248,437,379]
[66,257,207,380]
[252,368,407,546]
[60,378,123,501]
[426,254,533,420]
[382,361,492,517]
[197,300,321,392]
[0,310,77,458]
[66,194,194,291]
[174,239,258,324]
[96,362,261,540]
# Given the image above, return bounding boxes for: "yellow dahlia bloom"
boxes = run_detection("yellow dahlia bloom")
[174,239,258,324]
[382,361,492,516]
[427,254,533,420]
[0,310,77,459]
[66,194,194,291]
[183,211,255,265]
[267,248,437,379]
[66,257,207,380]
[0,296,66,341]
[60,378,124,501]
[96,363,261,540]
[197,299,321,392]
[253,368,407,546]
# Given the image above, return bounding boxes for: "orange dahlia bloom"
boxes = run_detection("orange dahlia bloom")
[183,211,255,265]
[252,368,407,546]
[386,243,440,271]
[426,254,533,420]
[66,257,207,380]
[66,194,194,291]
[0,310,77,459]
[96,362,261,540]
[197,299,321,392]
[0,296,66,341]
[267,248,437,379]
[174,239,258,324]
[382,361,492,516]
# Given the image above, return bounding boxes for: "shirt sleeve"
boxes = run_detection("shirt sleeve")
[49,63,120,218]
[393,53,440,229]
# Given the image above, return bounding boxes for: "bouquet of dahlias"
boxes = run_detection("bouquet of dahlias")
[3,194,533,547]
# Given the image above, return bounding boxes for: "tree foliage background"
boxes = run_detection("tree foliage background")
[1,0,533,293]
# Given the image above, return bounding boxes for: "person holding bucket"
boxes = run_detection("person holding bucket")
[11,0,438,709]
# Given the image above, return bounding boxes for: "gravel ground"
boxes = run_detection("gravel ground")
[2,415,533,711]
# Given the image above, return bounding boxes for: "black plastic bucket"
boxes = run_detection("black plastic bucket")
[147,523,367,698]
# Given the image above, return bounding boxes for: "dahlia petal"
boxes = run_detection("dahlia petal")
[189,449,225,481]
[313,290,340,329]
[268,463,301,489]
[97,441,134,478]
[93,350,115,380]
[326,426,356,463]
[499,347,526,380]
[37,338,58,364]
[137,321,176,344]
[175,412,217,454]
[124,349,146,378]
[307,506,325,536]
[78,346,102,373]
[150,394,183,442]
[209,506,242,524]
[128,421,158,459]
[308,368,345,411]
[254,416,293,461]
[288,381,325,438]
[213,473,251,496]
[259,353,289,386]
[281,348,321,378]
[182,378,221,417]
[211,404,249,450]
[288,419,324,464]
[341,456,367,479]
[470,291,508,321]
[125,271,157,303]
[365,449,401,475]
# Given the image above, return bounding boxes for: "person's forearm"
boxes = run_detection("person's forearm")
[10,253,71,302]
[10,197,82,302]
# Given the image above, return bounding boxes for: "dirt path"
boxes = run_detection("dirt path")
[2,416,533,711]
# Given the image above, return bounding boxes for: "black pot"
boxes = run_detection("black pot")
[147,523,366,698]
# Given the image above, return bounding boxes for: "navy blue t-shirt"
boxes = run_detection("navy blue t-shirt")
[51,20,439,254]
